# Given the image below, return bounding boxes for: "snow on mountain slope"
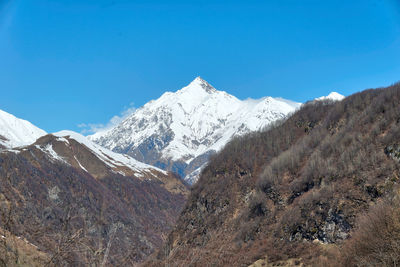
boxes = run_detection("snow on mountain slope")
[89,77,301,183]
[316,92,345,101]
[0,109,47,148]
[52,130,167,177]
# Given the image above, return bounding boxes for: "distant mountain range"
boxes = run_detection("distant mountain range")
[0,78,344,185]
[89,77,343,183]
[2,81,399,267]
[0,77,347,265]
[0,109,180,182]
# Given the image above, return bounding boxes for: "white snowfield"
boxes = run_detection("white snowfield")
[53,130,167,176]
[0,109,47,148]
[89,77,305,182]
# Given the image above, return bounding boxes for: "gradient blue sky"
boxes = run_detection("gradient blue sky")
[1,0,399,133]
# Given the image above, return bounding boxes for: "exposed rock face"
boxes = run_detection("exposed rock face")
[385,144,400,161]
[0,133,188,266]
[89,77,301,183]
[145,84,400,266]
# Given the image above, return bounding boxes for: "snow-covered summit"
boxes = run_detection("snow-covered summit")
[316,92,345,101]
[182,76,217,94]
[0,109,46,148]
[89,77,301,183]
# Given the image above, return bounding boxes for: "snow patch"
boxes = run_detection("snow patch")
[185,164,207,184]
[3,149,21,154]
[74,156,88,172]
[35,144,69,165]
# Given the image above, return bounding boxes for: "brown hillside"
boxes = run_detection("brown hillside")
[0,135,188,266]
[146,82,400,266]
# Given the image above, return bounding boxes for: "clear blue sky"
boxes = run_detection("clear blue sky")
[1,0,399,133]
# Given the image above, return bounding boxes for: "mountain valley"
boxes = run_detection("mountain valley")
[2,78,398,267]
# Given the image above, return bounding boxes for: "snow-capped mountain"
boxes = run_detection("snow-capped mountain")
[316,92,345,101]
[0,109,47,149]
[89,77,302,183]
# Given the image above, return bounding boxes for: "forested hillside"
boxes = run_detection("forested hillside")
[0,134,188,266]
[146,82,400,266]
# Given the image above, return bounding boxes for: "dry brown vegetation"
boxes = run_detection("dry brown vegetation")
[0,197,49,266]
[145,82,400,266]
[0,135,188,266]
[0,229,49,267]
[339,193,400,266]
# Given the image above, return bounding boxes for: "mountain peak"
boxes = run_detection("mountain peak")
[316,91,345,101]
[186,76,216,93]
[89,77,301,184]
[326,92,345,100]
